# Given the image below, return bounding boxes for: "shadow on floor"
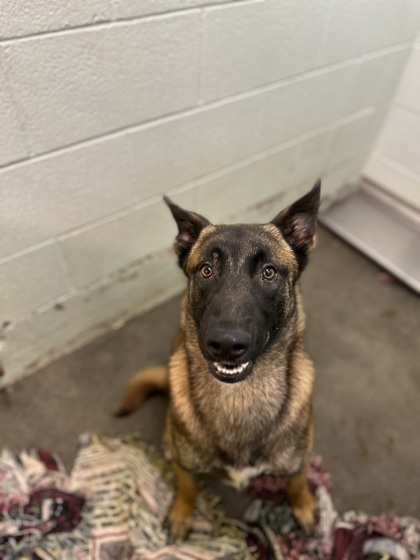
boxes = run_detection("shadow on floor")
[1,226,419,518]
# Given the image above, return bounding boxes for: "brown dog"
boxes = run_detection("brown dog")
[117,181,321,542]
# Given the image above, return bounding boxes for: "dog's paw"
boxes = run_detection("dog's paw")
[292,494,317,536]
[164,501,193,544]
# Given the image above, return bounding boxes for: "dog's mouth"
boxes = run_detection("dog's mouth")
[209,361,253,383]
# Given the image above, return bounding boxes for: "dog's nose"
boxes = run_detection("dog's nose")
[206,328,250,362]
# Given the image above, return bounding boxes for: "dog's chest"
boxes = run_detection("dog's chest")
[223,465,266,489]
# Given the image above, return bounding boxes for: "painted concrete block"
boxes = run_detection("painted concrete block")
[128,95,261,199]
[0,135,133,258]
[0,243,71,320]
[4,13,200,154]
[112,0,229,19]
[396,46,420,114]
[202,0,329,101]
[327,112,380,173]
[292,130,335,188]
[60,192,193,288]
[372,107,406,162]
[364,154,420,211]
[320,0,420,65]
[0,0,111,39]
[259,65,356,151]
[347,48,410,114]
[0,54,29,166]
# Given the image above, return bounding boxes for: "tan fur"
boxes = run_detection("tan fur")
[165,461,198,544]
[287,468,317,533]
[185,225,217,274]
[262,223,300,272]
[115,366,168,416]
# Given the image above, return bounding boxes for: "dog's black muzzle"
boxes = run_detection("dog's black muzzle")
[199,316,266,383]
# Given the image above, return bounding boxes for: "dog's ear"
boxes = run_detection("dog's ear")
[164,197,210,268]
[271,180,321,269]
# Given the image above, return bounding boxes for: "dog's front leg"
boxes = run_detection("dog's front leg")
[286,468,316,534]
[166,460,198,543]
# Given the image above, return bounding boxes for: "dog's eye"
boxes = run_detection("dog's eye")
[200,264,213,278]
[262,266,276,280]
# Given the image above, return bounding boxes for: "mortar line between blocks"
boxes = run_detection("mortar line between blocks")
[0,107,374,260]
[4,246,179,331]
[0,42,404,174]
[370,152,420,182]
[0,0,265,44]
[0,239,58,266]
[56,107,375,241]
[57,193,165,241]
[2,283,78,328]
[3,107,376,257]
[0,5,207,44]
[76,246,176,295]
[392,102,420,120]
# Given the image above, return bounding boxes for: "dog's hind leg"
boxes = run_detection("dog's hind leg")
[165,460,198,543]
[114,366,168,416]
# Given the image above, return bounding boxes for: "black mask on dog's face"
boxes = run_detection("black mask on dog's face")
[165,181,320,383]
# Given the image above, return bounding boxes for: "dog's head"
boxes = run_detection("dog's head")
[165,181,320,384]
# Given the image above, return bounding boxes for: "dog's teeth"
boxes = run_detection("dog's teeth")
[214,362,249,375]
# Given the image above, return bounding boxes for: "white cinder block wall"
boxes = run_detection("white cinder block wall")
[1,0,420,386]
[365,31,420,210]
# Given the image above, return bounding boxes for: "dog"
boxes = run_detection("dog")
[116,181,321,543]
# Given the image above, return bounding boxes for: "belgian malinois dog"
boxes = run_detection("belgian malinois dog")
[116,181,321,542]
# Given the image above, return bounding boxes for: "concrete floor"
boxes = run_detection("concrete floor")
[1,226,419,519]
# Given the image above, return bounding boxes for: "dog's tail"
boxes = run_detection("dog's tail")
[114,366,169,417]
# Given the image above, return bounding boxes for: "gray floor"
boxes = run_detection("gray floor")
[1,226,419,519]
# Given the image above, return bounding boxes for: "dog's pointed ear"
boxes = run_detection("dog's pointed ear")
[164,196,210,268]
[271,180,321,265]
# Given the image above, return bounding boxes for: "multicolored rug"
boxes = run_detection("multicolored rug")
[0,434,418,560]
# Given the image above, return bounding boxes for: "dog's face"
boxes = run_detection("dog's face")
[165,182,320,384]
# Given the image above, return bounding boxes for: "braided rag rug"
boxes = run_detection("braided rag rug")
[0,434,418,560]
